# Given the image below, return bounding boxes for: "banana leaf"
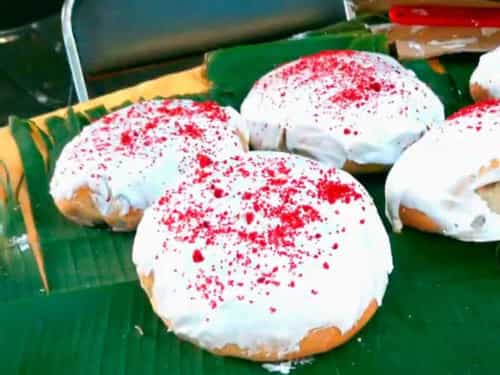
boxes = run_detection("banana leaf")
[0,158,42,302]
[1,21,497,375]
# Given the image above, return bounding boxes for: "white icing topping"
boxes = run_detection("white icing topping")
[50,99,249,218]
[240,50,444,168]
[385,100,500,241]
[133,152,393,358]
[470,46,500,99]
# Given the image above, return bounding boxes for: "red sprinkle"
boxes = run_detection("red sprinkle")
[197,154,213,168]
[245,212,255,224]
[157,100,230,123]
[242,192,252,200]
[192,249,205,263]
[318,180,362,205]
[175,122,204,139]
[120,131,133,145]
[213,188,224,198]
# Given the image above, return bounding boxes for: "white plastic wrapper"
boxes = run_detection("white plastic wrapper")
[346,0,500,59]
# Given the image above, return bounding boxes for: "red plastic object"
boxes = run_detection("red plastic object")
[389,5,500,27]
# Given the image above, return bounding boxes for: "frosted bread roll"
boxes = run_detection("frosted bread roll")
[50,99,249,231]
[133,152,393,361]
[470,47,500,102]
[240,50,444,173]
[386,100,500,241]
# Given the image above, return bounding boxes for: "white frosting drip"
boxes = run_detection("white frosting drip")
[470,46,500,100]
[385,100,500,241]
[240,50,444,168]
[133,152,393,358]
[50,99,249,218]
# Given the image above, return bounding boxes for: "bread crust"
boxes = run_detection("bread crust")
[54,187,143,231]
[470,83,494,103]
[398,205,441,234]
[342,160,389,174]
[139,273,378,362]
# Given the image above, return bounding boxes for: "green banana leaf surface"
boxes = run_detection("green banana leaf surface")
[1,21,498,375]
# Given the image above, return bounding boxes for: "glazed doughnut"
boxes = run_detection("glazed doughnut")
[49,99,249,231]
[240,50,444,173]
[385,99,500,241]
[133,152,393,361]
[470,46,500,102]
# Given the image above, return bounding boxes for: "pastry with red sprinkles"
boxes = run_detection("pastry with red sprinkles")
[386,99,500,241]
[470,46,500,102]
[133,152,392,361]
[49,99,249,230]
[240,50,444,173]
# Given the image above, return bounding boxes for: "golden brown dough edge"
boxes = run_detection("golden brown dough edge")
[342,160,389,174]
[398,205,442,234]
[54,187,143,231]
[470,83,495,103]
[139,273,379,362]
